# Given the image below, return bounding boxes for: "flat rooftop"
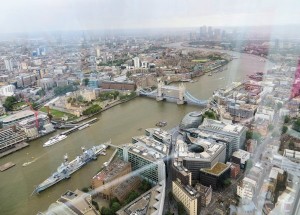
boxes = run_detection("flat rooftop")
[195,183,211,195]
[239,103,257,111]
[146,128,172,141]
[200,118,245,134]
[192,129,232,143]
[44,96,60,106]
[92,159,130,182]
[173,180,200,199]
[232,149,251,160]
[113,176,140,198]
[2,110,34,123]
[57,189,98,215]
[116,180,165,215]
[124,142,167,161]
[18,114,47,126]
[175,137,225,161]
[201,162,230,176]
[132,135,169,155]
[173,160,190,176]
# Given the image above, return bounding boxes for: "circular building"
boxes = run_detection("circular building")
[179,111,203,130]
[174,137,226,181]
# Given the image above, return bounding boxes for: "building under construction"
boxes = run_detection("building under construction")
[17,114,55,139]
[0,126,27,157]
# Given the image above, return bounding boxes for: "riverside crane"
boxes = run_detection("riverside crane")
[23,97,39,129]
[44,105,53,122]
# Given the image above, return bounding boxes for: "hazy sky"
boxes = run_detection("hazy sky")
[1,0,299,33]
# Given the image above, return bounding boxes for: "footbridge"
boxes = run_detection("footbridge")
[138,79,208,107]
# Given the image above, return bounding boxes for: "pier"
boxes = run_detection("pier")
[60,118,98,136]
[0,142,29,158]
[55,124,79,129]
[0,162,16,172]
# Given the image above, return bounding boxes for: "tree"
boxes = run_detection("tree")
[47,113,53,122]
[77,95,84,103]
[98,91,118,101]
[100,207,113,215]
[54,85,76,96]
[3,96,17,111]
[83,78,89,86]
[91,200,99,211]
[293,119,300,132]
[82,104,101,115]
[204,110,216,119]
[124,191,139,205]
[119,91,137,100]
[109,94,114,100]
[112,91,119,100]
[272,131,280,138]
[246,131,261,141]
[284,115,290,124]
[140,180,151,192]
[168,191,174,202]
[73,80,80,86]
[276,102,283,110]
[126,71,132,78]
[31,102,38,111]
[223,178,231,187]
[178,202,186,215]
[109,197,118,206]
[111,202,121,212]
[165,211,172,215]
[81,187,89,192]
[245,159,253,172]
[268,124,274,131]
[282,125,288,134]
[37,89,45,96]
[289,141,295,150]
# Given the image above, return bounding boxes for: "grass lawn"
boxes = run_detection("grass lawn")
[12,102,27,109]
[39,107,77,120]
[192,59,209,63]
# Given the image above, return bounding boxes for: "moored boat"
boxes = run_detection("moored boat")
[33,143,109,194]
[156,121,167,127]
[43,135,68,147]
[78,124,90,130]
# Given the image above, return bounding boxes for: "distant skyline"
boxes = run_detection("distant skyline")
[1,0,300,33]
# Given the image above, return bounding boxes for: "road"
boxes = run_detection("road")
[163,127,179,215]
[201,171,245,215]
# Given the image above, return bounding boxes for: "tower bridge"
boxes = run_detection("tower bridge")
[138,79,208,107]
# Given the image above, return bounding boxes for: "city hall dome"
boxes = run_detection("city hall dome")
[179,111,203,130]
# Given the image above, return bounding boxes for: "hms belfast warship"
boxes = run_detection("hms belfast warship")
[33,143,108,194]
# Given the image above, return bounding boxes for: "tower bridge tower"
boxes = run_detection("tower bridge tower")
[156,78,164,101]
[177,83,186,104]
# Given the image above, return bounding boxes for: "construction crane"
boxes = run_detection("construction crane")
[23,96,39,129]
[44,105,53,122]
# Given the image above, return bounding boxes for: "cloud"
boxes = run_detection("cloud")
[0,0,299,33]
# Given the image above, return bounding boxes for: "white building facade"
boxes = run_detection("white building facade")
[0,85,16,96]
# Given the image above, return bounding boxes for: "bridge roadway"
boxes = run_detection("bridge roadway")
[138,89,208,107]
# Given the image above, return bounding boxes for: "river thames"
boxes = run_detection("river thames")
[0,44,273,215]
